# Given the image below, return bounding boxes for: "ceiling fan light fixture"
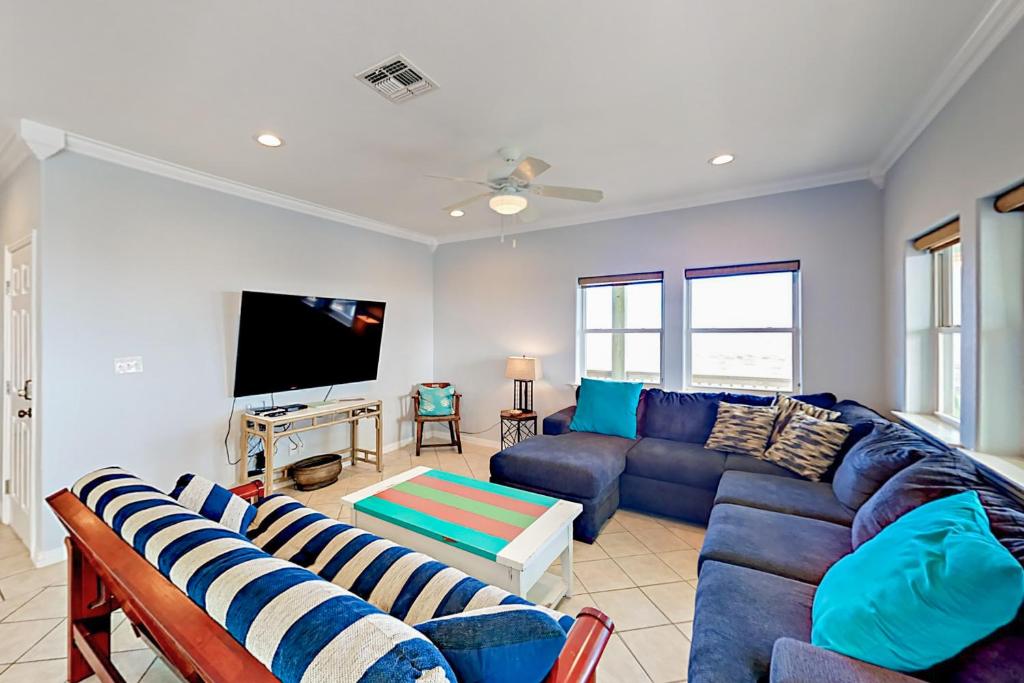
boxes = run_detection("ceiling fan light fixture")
[709,153,735,166]
[449,209,465,217]
[489,193,528,215]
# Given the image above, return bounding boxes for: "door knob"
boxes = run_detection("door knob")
[17,408,31,418]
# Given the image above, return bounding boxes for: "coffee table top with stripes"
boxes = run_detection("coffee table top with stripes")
[344,466,581,569]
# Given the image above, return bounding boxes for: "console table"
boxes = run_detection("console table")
[238,399,382,493]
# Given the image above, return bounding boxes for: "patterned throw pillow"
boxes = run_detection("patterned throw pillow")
[762,413,853,480]
[705,402,778,457]
[769,395,841,445]
[419,385,456,416]
[169,473,257,534]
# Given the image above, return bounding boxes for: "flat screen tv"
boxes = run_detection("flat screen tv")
[233,290,386,397]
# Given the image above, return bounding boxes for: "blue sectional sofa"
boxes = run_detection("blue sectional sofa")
[489,389,1024,681]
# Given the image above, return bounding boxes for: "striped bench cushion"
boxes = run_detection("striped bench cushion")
[72,468,455,683]
[170,473,257,534]
[248,493,574,630]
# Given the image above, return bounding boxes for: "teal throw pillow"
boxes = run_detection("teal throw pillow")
[569,378,643,439]
[418,385,456,416]
[812,490,1024,672]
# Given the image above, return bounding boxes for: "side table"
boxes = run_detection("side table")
[500,409,538,449]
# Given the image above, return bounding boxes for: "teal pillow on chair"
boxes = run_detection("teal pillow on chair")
[418,385,455,416]
[569,378,643,439]
[812,490,1024,672]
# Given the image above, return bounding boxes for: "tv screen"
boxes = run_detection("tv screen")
[233,290,386,397]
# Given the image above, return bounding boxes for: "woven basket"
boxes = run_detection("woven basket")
[291,454,342,491]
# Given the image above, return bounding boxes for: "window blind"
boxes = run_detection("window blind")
[684,260,799,280]
[995,183,1024,213]
[912,219,960,252]
[578,271,663,288]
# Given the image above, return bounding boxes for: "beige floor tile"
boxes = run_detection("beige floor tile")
[573,559,634,592]
[659,549,700,581]
[0,656,65,682]
[113,616,150,652]
[600,518,627,534]
[615,509,666,533]
[634,527,691,553]
[140,657,183,683]
[0,618,61,664]
[662,520,707,550]
[4,586,66,622]
[677,621,693,641]
[621,624,691,682]
[641,582,697,623]
[590,587,669,631]
[597,634,653,683]
[596,532,649,558]
[0,562,68,600]
[0,537,27,563]
[572,539,610,562]
[615,554,681,586]
[20,619,65,662]
[82,650,158,683]
[0,590,43,622]
[0,553,34,581]
[556,592,596,617]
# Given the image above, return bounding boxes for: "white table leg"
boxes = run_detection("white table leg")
[561,524,574,598]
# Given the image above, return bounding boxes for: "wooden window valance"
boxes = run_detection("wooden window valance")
[578,271,663,288]
[995,183,1024,213]
[684,260,799,280]
[913,220,960,252]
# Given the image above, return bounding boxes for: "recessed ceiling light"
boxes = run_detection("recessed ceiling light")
[709,153,735,166]
[449,209,465,217]
[255,132,284,148]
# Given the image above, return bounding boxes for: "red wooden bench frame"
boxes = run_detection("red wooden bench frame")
[48,481,614,683]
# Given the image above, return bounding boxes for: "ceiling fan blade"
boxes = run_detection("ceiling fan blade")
[425,174,493,188]
[509,157,551,184]
[442,192,493,213]
[530,185,604,202]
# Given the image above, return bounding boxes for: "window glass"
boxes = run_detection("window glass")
[625,282,662,329]
[584,333,613,376]
[580,279,663,383]
[690,272,793,329]
[690,332,794,392]
[584,286,612,329]
[624,333,661,382]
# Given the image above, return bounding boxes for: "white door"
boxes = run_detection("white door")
[4,236,34,546]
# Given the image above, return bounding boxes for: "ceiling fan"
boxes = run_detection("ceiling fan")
[428,147,604,218]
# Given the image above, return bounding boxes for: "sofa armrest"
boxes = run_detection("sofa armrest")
[770,639,924,683]
[543,406,576,435]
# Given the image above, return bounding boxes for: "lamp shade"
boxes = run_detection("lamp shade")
[505,355,540,381]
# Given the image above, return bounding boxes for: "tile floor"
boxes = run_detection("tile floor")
[0,441,703,682]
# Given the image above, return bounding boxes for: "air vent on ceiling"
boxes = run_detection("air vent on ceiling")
[355,54,438,103]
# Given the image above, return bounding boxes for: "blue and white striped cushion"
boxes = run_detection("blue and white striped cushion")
[169,473,257,534]
[72,468,455,683]
[248,494,575,631]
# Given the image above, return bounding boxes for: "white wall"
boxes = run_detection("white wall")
[434,181,885,443]
[882,18,1024,449]
[35,152,435,553]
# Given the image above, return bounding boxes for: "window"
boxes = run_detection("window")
[685,261,801,392]
[934,242,962,422]
[578,272,663,383]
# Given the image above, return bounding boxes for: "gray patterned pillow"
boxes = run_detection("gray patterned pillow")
[768,395,840,445]
[705,403,777,457]
[761,413,853,480]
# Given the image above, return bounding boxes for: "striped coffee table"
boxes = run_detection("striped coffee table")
[342,466,582,607]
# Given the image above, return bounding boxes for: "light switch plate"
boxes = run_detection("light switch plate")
[114,356,144,374]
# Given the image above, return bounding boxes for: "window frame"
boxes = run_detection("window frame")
[684,267,803,394]
[576,274,665,386]
[933,243,962,426]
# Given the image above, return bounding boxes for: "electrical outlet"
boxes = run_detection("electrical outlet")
[114,356,144,374]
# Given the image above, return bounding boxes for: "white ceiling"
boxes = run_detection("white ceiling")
[0,0,1016,242]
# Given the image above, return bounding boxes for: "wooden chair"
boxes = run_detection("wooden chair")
[412,382,462,456]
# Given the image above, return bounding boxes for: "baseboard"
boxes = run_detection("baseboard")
[461,434,500,450]
[383,436,414,453]
[32,544,67,568]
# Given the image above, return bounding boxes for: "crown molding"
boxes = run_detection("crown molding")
[16,120,438,247]
[870,0,1024,183]
[435,165,872,245]
[0,131,31,187]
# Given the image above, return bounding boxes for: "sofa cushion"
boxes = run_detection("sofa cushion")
[415,605,569,683]
[714,471,854,526]
[705,403,777,457]
[624,438,726,490]
[489,432,630,500]
[73,468,456,683]
[723,453,802,479]
[688,560,815,683]
[761,414,852,481]
[169,473,257,535]
[770,638,926,683]
[569,378,644,439]
[642,390,772,443]
[700,504,852,584]
[833,400,889,426]
[813,491,1024,673]
[790,392,839,409]
[831,422,941,512]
